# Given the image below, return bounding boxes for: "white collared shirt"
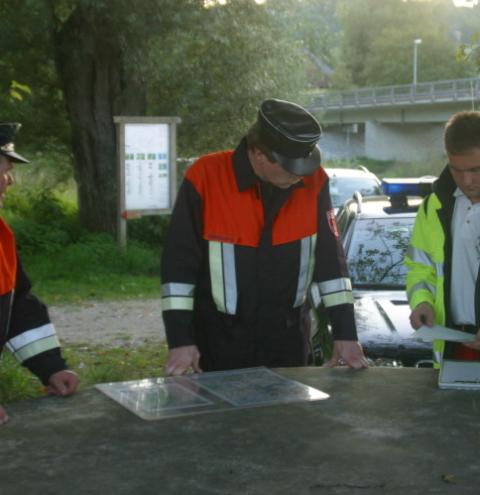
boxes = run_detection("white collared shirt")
[450,188,480,325]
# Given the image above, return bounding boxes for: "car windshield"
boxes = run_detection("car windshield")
[347,216,414,289]
[329,176,381,208]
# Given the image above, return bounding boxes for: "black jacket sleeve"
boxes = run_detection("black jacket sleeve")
[161,178,204,348]
[313,179,358,341]
[9,256,67,385]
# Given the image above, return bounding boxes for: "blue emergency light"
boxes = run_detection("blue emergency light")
[382,178,435,198]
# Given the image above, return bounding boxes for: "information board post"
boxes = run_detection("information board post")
[114,116,181,249]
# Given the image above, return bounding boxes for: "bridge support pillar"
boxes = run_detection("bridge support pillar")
[365,121,444,162]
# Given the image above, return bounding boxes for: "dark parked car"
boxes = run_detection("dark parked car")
[325,166,382,213]
[312,178,436,367]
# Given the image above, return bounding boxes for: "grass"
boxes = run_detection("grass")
[0,342,169,405]
[4,207,162,305]
[22,245,161,305]
[27,269,161,305]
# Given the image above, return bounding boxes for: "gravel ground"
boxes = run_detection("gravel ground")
[49,298,165,347]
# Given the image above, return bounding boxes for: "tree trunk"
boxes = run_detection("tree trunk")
[53,6,147,233]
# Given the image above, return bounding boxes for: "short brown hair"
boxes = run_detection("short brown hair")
[444,111,480,154]
[245,122,276,162]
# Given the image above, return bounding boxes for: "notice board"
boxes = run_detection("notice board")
[114,116,181,247]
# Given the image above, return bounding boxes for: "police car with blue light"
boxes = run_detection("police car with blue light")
[312,177,437,367]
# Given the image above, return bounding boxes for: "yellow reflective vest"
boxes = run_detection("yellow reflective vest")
[405,167,480,367]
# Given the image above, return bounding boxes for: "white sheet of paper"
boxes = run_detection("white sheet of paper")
[414,325,476,343]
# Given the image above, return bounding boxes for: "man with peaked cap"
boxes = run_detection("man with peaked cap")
[0,123,79,426]
[161,99,368,375]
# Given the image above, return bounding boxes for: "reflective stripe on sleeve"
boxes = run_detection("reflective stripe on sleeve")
[209,241,237,314]
[294,234,317,307]
[433,350,442,366]
[317,278,354,308]
[310,283,322,308]
[407,245,434,266]
[321,291,354,307]
[406,246,444,277]
[161,283,195,311]
[407,281,436,303]
[5,323,60,363]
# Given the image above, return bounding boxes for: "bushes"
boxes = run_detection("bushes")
[3,186,162,304]
[5,187,161,273]
[127,215,171,247]
[4,189,82,256]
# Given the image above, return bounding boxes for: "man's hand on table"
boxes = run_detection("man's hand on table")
[323,340,369,369]
[165,345,202,376]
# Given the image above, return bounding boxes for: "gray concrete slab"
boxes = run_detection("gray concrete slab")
[1,367,478,495]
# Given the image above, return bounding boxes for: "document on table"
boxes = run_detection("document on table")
[96,367,329,421]
[414,325,476,343]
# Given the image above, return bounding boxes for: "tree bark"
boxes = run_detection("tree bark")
[52,6,147,233]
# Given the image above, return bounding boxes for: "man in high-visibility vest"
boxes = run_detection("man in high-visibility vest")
[406,111,480,366]
[0,123,79,425]
[161,99,368,375]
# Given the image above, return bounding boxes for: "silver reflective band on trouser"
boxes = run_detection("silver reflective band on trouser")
[209,241,237,314]
[162,282,195,311]
[294,234,317,307]
[407,281,436,304]
[5,323,60,363]
[434,350,442,366]
[317,277,353,307]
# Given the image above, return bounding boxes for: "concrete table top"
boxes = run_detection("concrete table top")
[1,367,478,495]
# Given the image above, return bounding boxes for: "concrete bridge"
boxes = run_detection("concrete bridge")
[308,77,480,162]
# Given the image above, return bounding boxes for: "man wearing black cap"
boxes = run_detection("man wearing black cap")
[0,123,79,426]
[161,99,368,375]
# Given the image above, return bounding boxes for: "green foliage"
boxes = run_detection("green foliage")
[4,189,81,256]
[128,215,171,247]
[0,343,169,404]
[23,233,161,304]
[0,1,71,151]
[0,353,44,403]
[9,80,32,102]
[2,0,312,231]
[380,158,446,179]
[337,0,476,87]
[268,0,340,90]
[3,181,161,304]
[458,32,480,70]
[148,0,308,155]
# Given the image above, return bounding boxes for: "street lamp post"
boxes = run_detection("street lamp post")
[413,38,422,85]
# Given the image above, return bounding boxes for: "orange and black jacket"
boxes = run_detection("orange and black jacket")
[0,218,66,384]
[161,139,357,370]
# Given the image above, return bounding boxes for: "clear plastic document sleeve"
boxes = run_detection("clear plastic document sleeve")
[96,367,329,420]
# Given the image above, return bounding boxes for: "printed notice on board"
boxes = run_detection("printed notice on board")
[124,124,170,210]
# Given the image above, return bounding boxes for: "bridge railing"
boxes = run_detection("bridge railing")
[310,77,480,110]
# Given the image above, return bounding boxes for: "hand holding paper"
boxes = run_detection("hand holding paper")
[414,325,476,343]
[464,329,480,350]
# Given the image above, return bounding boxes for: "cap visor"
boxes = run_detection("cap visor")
[272,145,320,176]
[4,151,30,164]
